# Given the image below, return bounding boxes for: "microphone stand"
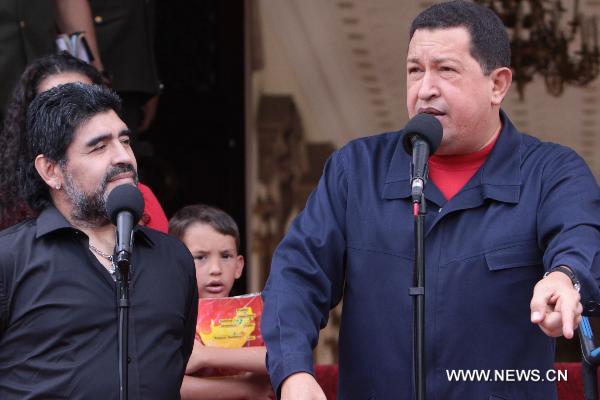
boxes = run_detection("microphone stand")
[115,252,131,400]
[401,114,441,400]
[409,187,427,400]
[579,316,600,399]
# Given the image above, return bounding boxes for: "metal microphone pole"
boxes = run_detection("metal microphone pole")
[409,179,427,400]
[116,252,131,400]
[105,184,145,400]
[401,113,442,400]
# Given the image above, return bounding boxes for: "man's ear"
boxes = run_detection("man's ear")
[34,155,63,191]
[490,67,512,106]
[234,255,245,279]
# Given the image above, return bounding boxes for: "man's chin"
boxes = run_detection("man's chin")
[108,178,137,189]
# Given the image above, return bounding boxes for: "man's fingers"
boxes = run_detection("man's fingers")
[531,272,582,339]
[559,302,575,339]
[538,325,563,338]
[534,298,581,339]
[560,294,583,339]
[530,285,553,323]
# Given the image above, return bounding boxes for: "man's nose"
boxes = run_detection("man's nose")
[112,139,136,165]
[418,70,440,100]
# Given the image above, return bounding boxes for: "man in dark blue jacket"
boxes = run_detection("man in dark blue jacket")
[261,1,600,399]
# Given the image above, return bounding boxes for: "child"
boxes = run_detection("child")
[169,205,274,400]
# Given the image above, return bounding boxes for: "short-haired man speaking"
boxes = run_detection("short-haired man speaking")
[262,1,600,399]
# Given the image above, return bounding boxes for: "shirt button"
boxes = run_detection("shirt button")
[19,20,26,29]
[94,15,103,24]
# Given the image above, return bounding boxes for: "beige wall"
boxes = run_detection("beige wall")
[253,0,600,177]
[247,0,600,364]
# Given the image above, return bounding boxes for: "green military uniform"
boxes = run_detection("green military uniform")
[90,0,160,139]
[0,0,57,114]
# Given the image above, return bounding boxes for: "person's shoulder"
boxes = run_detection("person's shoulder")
[340,130,400,153]
[0,218,36,244]
[519,132,585,164]
[137,226,194,263]
[138,226,188,252]
[0,218,36,263]
[335,130,402,164]
[517,132,595,183]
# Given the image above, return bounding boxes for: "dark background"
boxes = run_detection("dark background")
[139,1,247,295]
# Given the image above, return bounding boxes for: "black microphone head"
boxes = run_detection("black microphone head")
[402,113,443,155]
[105,184,145,226]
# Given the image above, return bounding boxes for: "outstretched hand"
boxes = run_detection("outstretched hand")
[530,270,582,339]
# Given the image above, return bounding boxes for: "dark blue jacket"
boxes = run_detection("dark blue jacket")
[262,112,600,400]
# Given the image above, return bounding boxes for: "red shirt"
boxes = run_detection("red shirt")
[138,182,169,233]
[429,135,498,200]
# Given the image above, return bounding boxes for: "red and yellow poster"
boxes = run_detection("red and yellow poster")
[196,293,264,348]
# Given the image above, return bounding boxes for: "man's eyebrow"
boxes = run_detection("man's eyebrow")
[85,129,131,147]
[85,133,112,147]
[432,56,461,64]
[406,56,461,64]
[118,129,132,138]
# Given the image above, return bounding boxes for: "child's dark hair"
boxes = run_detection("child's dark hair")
[169,204,241,252]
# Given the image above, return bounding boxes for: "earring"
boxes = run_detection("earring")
[55,184,61,190]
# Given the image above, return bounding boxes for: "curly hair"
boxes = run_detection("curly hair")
[0,52,103,228]
[19,83,121,213]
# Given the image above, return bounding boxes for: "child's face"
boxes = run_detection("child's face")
[181,222,244,298]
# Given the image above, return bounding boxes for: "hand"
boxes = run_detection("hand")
[530,270,583,339]
[185,338,206,374]
[281,372,326,400]
[240,372,275,400]
[139,95,159,132]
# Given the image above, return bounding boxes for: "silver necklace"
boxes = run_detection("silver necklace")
[89,243,116,274]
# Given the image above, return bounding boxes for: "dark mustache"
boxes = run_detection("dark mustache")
[103,164,137,185]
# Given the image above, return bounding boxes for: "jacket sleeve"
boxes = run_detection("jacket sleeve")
[0,261,6,334]
[537,146,600,314]
[181,254,199,372]
[261,149,348,395]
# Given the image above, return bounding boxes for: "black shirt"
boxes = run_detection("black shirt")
[0,206,198,399]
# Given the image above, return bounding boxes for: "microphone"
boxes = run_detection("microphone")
[402,113,443,203]
[105,184,145,272]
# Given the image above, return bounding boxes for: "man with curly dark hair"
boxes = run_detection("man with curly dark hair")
[0,83,198,399]
[0,52,169,232]
[0,52,103,229]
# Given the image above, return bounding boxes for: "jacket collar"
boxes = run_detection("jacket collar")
[35,205,153,246]
[382,110,521,205]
